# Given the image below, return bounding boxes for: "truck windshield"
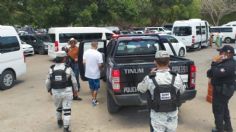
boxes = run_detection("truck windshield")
[173,26,192,36]
[115,40,161,56]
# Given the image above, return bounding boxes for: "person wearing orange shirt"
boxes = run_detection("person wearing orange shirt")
[67,38,82,101]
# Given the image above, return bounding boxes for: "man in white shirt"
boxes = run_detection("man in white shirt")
[83,42,103,106]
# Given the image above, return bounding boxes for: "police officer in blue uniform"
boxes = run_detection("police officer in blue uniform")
[207,45,235,132]
[46,51,78,132]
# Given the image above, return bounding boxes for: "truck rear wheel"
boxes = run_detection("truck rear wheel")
[107,90,120,113]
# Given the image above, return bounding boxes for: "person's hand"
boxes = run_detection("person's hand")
[213,55,223,62]
[49,90,52,95]
[74,58,78,62]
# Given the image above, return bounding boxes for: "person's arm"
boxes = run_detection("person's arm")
[174,74,186,94]
[45,69,52,94]
[137,76,150,93]
[98,53,103,70]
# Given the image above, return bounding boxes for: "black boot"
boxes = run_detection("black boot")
[64,127,71,132]
[224,125,233,132]
[212,127,223,132]
[57,120,63,128]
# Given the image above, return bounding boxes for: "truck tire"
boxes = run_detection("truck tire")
[0,70,15,90]
[107,90,120,113]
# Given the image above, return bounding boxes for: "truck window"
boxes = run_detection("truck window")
[115,40,160,56]
[0,36,20,52]
[37,35,52,42]
[59,33,102,43]
[173,26,192,36]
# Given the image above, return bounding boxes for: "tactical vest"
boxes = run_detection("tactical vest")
[50,65,72,89]
[147,72,180,112]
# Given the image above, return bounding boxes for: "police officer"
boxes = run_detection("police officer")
[137,50,185,132]
[46,51,78,132]
[207,45,235,132]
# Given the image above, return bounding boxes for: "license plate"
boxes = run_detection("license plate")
[123,87,137,93]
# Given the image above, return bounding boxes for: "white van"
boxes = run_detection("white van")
[222,21,236,27]
[0,25,26,90]
[172,19,210,49]
[210,26,236,43]
[144,27,171,34]
[47,27,113,59]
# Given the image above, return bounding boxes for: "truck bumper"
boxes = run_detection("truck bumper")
[113,89,197,106]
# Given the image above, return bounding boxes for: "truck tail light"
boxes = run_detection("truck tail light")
[112,69,120,92]
[112,34,119,39]
[189,64,196,89]
[192,36,195,44]
[54,41,59,52]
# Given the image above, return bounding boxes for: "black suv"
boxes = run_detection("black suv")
[19,34,50,54]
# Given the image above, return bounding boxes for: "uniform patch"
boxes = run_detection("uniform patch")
[160,92,171,100]
[220,68,225,72]
[55,76,62,81]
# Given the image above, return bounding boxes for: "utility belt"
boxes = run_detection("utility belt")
[214,83,235,97]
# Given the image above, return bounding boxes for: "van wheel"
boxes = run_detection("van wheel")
[178,48,185,57]
[197,43,202,50]
[0,70,15,90]
[107,90,120,113]
[225,38,231,44]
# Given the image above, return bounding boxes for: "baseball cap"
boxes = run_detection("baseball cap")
[217,45,234,54]
[155,50,170,58]
[55,51,67,58]
[69,38,77,44]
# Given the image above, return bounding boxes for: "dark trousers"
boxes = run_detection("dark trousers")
[212,89,232,131]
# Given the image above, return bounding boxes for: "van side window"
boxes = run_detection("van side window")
[173,27,192,36]
[201,26,206,34]
[196,26,201,35]
[221,28,232,32]
[59,33,103,43]
[0,36,20,52]
[106,33,113,40]
[49,34,55,42]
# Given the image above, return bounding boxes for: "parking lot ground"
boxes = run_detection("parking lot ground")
[0,45,236,132]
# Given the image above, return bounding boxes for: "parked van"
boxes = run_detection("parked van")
[47,27,113,59]
[0,25,26,90]
[210,26,236,43]
[144,27,171,34]
[222,21,236,27]
[172,19,210,49]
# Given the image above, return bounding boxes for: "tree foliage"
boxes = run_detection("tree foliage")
[2,0,233,28]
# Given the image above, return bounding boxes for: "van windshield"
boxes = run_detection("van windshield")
[115,40,161,56]
[173,26,192,36]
